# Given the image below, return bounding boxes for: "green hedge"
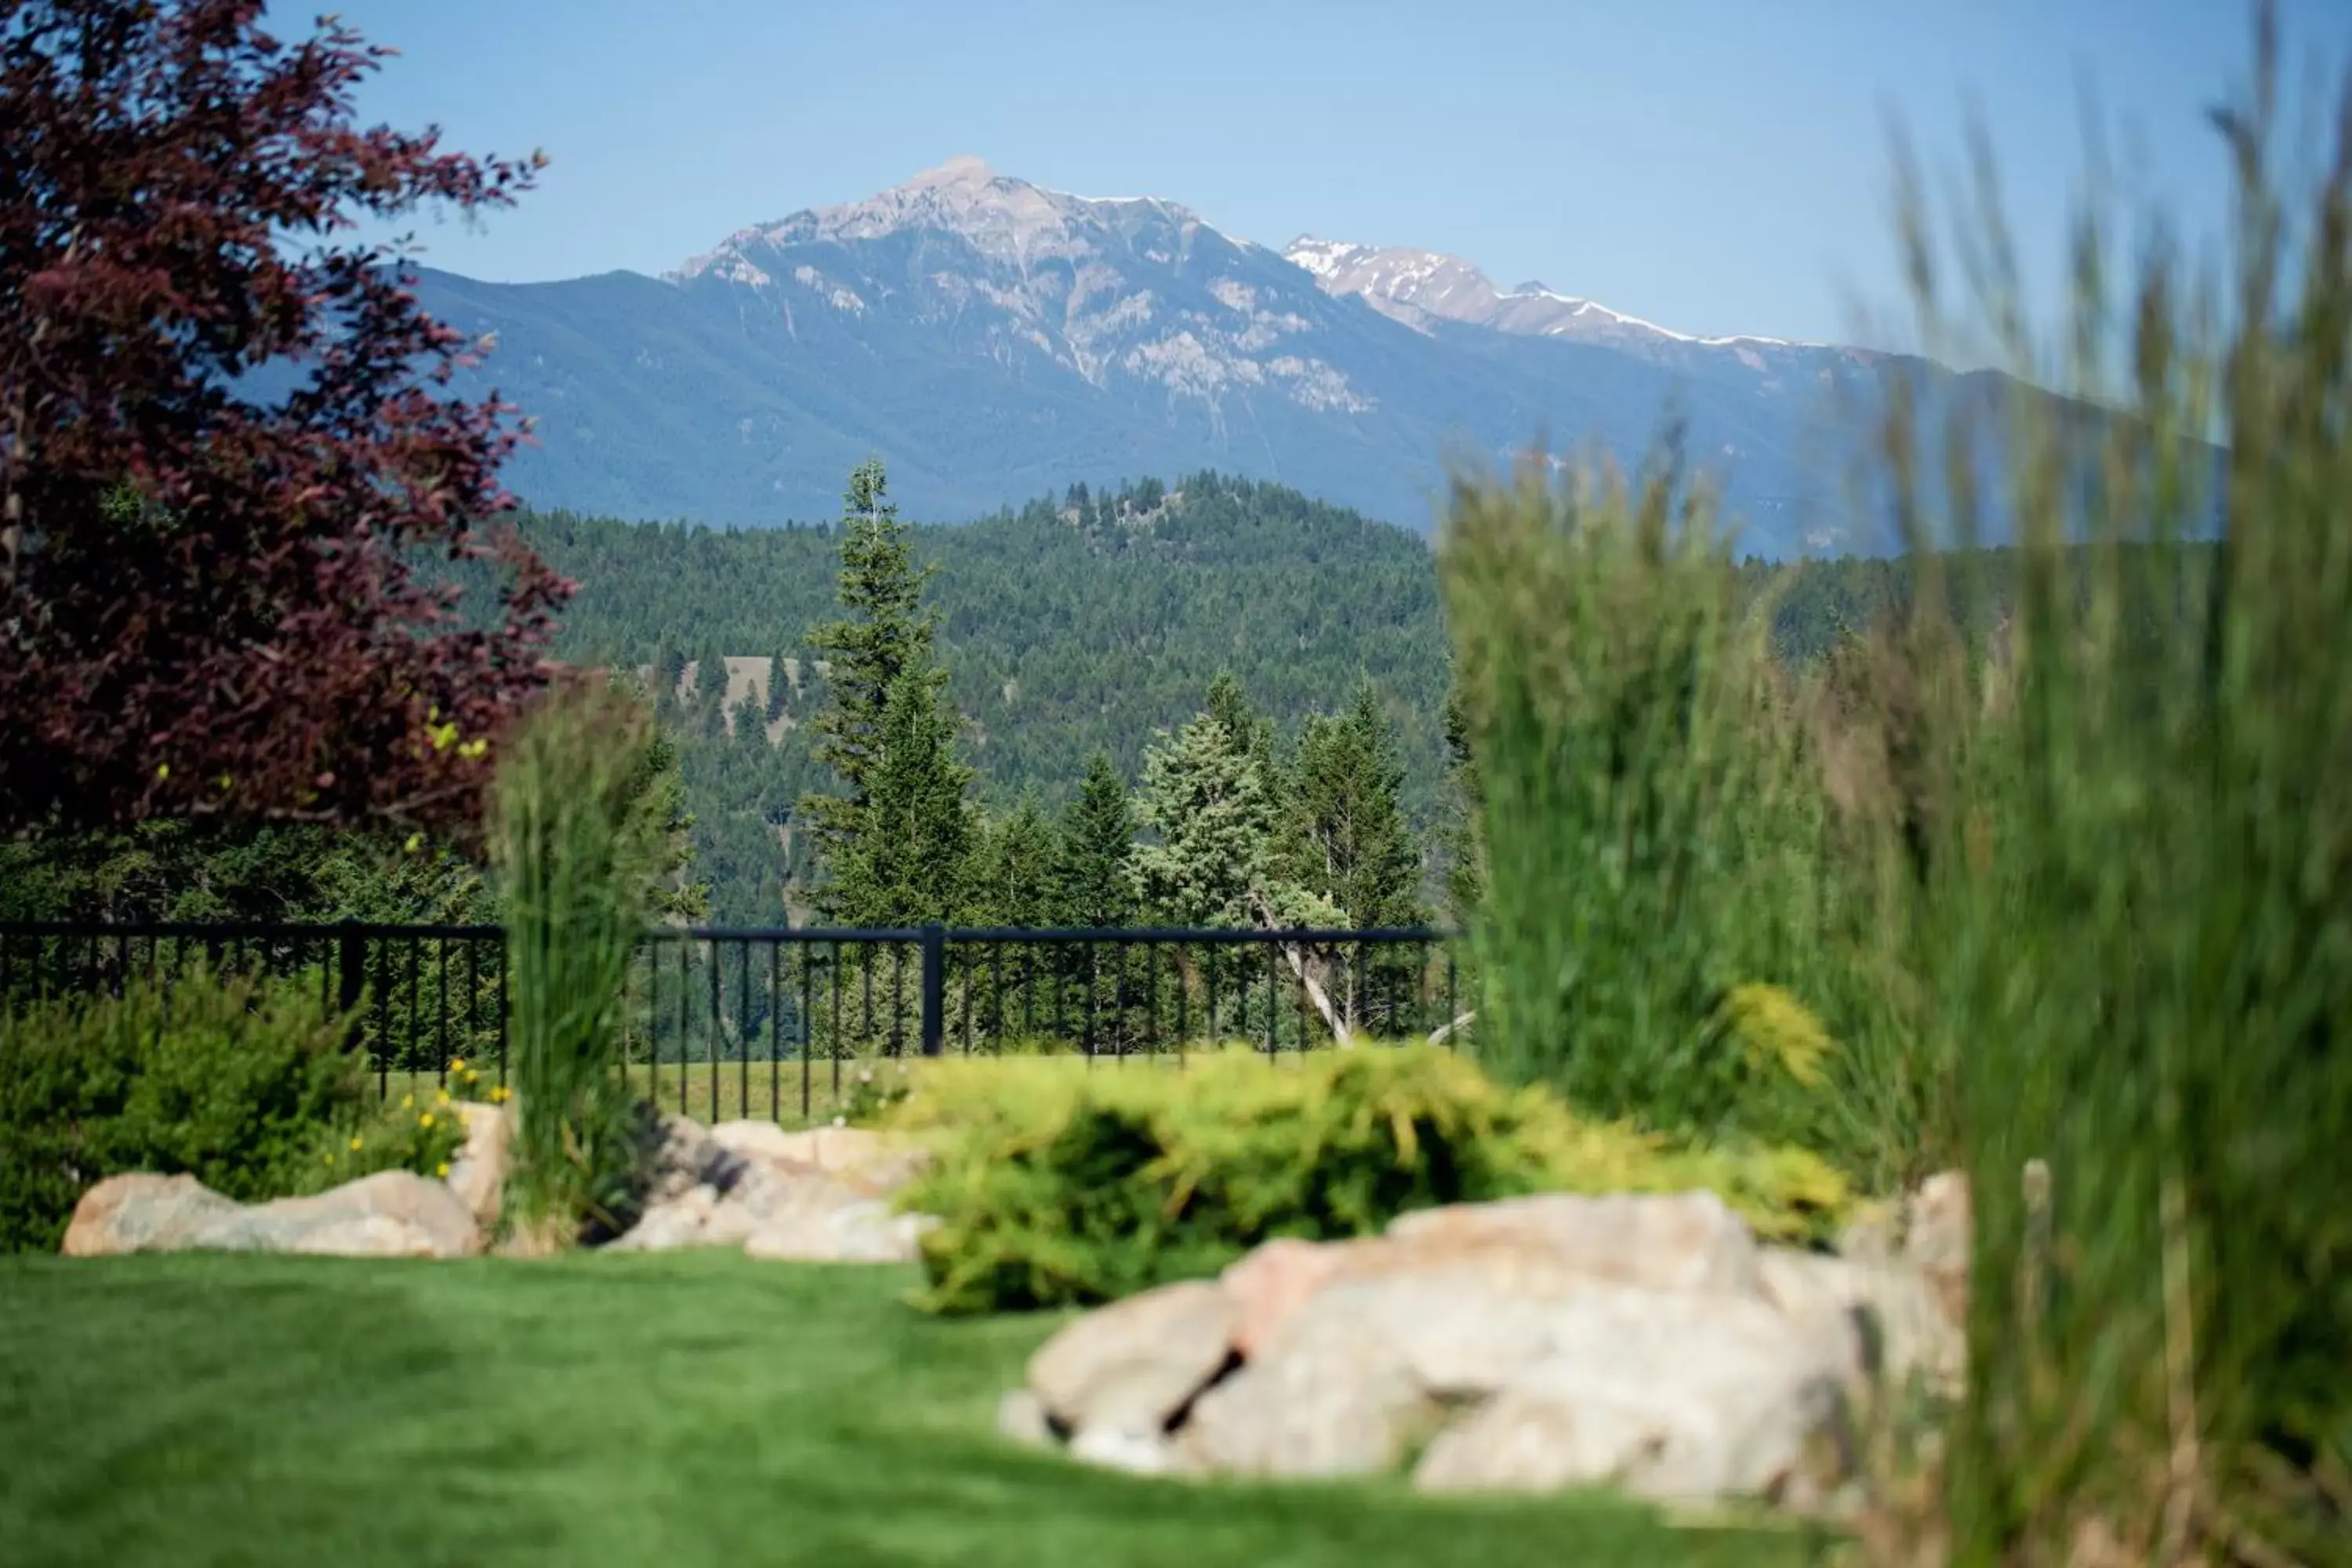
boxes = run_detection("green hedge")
[0,968,463,1252]
[891,1044,1852,1315]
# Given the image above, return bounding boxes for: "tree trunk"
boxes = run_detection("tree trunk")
[1250,895,1350,1047]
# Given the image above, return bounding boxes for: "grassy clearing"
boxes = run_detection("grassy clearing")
[0,1254,1828,1568]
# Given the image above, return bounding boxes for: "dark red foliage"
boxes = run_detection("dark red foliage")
[0,0,572,834]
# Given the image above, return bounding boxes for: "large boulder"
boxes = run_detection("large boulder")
[1185,1240,1851,1486]
[1027,1281,1239,1473]
[707,1120,931,1194]
[62,1174,243,1257]
[1001,1188,1964,1513]
[1410,1292,1855,1505]
[607,1115,934,1263]
[64,1170,480,1259]
[445,1102,512,1242]
[1755,1245,1964,1399]
[740,1179,935,1264]
[1385,1190,1764,1296]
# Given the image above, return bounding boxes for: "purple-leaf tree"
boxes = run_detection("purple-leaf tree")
[0,0,572,835]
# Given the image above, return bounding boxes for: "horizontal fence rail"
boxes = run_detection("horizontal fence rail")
[0,920,1471,1120]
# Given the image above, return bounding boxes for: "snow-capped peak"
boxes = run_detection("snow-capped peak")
[1284,237,1372,279]
[1280,236,1802,355]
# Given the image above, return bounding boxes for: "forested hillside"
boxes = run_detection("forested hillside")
[507,469,2034,924]
[506,474,1452,921]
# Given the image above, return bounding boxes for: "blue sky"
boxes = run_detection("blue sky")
[319,1,2348,351]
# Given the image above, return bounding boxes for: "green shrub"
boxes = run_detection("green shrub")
[0,967,458,1252]
[891,1045,1850,1315]
[315,1090,470,1190]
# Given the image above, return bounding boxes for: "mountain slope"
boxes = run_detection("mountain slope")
[419,158,1962,554]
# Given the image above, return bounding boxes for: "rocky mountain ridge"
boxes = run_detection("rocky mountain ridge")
[413,156,1934,553]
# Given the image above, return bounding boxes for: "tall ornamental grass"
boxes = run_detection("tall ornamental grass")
[1880,20,2352,1563]
[1437,452,1905,1167]
[492,681,666,1245]
[1443,9,2348,1560]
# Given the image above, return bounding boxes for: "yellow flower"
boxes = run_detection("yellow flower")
[435,1162,451,1178]
[419,1112,435,1129]
[449,1057,466,1074]
[400,1094,415,1109]
[463,1069,479,1084]
[349,1136,363,1151]
[155,763,170,780]
[436,1088,452,1105]
[488,1086,510,1104]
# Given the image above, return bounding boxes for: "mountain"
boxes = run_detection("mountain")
[1284,236,1801,358]
[416,157,1951,554]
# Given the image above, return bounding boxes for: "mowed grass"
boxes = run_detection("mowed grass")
[0,1254,1831,1568]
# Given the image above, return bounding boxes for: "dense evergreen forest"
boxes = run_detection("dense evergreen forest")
[505,470,2032,925]
[2,465,2075,931]
[509,474,1454,923]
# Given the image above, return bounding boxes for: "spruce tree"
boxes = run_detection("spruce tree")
[695,643,730,709]
[972,797,1057,927]
[799,459,965,918]
[1130,707,1331,931]
[1437,669,1485,928]
[1203,670,1278,779]
[1296,682,1425,930]
[820,662,974,927]
[764,651,792,724]
[1054,750,1136,929]
[653,642,688,723]
[804,459,939,804]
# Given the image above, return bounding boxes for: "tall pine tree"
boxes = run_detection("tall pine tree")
[764,651,792,725]
[1130,691,1331,931]
[798,459,971,922]
[820,662,974,926]
[1054,750,1136,928]
[971,797,1058,927]
[1295,682,1425,930]
[1437,666,1485,929]
[1295,682,1427,1037]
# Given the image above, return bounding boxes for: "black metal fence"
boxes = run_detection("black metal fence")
[0,920,1472,1120]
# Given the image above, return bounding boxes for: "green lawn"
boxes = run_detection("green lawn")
[0,1254,1834,1568]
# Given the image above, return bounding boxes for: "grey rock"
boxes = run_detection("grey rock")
[1385,1190,1764,1298]
[64,1170,480,1259]
[445,1102,511,1241]
[1411,1294,1856,1505]
[1026,1281,1239,1436]
[740,1187,931,1264]
[62,1174,242,1256]
[1755,1246,1964,1399]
